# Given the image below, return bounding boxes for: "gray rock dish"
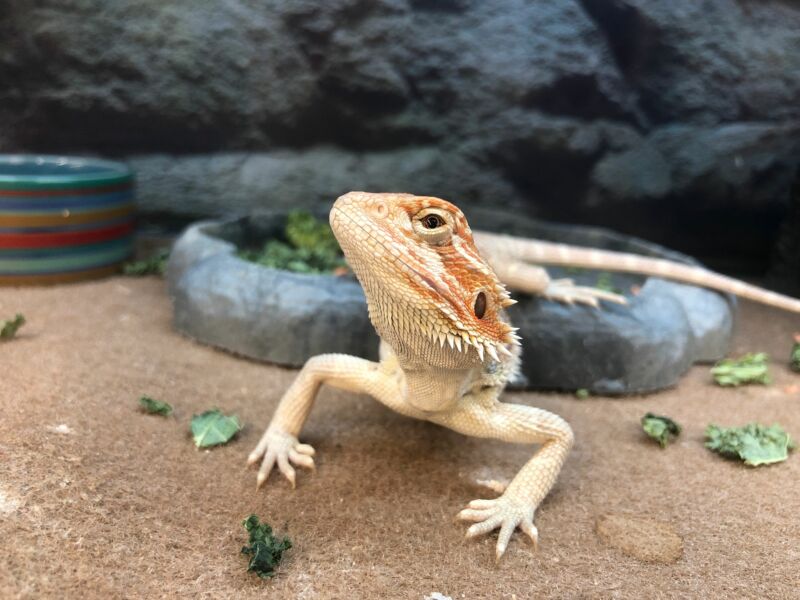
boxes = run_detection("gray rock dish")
[167,210,734,395]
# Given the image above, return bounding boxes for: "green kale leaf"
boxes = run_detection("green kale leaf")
[241,514,291,579]
[641,413,681,448]
[285,210,340,256]
[123,249,169,276]
[710,352,770,386]
[705,423,795,466]
[191,409,242,448]
[138,395,173,416]
[791,336,800,373]
[239,240,345,274]
[238,211,346,274]
[595,272,622,295]
[0,314,25,340]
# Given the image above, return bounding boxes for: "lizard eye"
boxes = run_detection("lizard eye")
[422,214,444,229]
[412,209,452,245]
[474,292,487,319]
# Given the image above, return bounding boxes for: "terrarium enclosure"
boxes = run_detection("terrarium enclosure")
[3,2,800,599]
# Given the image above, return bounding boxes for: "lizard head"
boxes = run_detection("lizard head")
[330,191,519,369]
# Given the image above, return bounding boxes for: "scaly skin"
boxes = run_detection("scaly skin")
[249,191,800,561]
[474,231,800,313]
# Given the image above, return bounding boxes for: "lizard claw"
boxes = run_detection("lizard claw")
[544,279,627,307]
[248,427,316,489]
[458,494,539,561]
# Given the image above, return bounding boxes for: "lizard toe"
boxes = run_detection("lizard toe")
[461,493,538,561]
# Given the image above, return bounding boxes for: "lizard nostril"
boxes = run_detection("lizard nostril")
[474,292,487,319]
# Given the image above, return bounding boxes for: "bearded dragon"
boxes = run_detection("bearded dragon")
[248,191,800,561]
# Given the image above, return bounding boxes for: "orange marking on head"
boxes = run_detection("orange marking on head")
[395,199,512,345]
[331,191,518,352]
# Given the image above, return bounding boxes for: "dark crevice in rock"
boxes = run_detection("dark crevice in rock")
[524,73,639,124]
[768,164,800,295]
[317,78,410,115]
[136,211,203,236]
[409,0,470,12]
[541,202,785,276]
[493,141,600,212]
[577,0,659,77]
[576,0,663,125]
[8,105,234,155]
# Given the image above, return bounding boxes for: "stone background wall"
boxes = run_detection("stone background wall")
[2,0,799,288]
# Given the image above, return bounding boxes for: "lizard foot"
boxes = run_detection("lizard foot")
[544,278,627,307]
[247,427,316,489]
[458,494,538,562]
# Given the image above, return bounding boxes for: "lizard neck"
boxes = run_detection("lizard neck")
[402,364,473,413]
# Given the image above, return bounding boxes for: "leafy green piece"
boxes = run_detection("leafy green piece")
[575,388,590,399]
[191,409,242,448]
[710,352,770,386]
[238,211,346,274]
[241,514,291,579]
[705,423,795,466]
[285,211,340,256]
[641,413,681,448]
[123,249,169,276]
[138,395,173,416]
[595,272,622,295]
[0,314,25,340]
[791,336,800,373]
[239,240,345,274]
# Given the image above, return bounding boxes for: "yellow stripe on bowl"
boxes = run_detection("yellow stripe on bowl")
[0,203,135,227]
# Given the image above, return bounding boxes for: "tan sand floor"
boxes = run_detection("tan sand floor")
[1,277,799,599]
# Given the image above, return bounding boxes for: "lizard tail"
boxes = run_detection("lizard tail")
[481,234,800,314]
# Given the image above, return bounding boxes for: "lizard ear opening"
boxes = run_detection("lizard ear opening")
[474,291,487,319]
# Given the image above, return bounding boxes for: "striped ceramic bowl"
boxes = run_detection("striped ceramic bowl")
[0,155,135,285]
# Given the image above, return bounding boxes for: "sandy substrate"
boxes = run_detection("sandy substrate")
[1,277,799,599]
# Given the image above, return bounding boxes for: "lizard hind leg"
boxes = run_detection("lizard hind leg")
[488,261,627,307]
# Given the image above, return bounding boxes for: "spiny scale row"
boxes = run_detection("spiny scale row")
[430,325,520,363]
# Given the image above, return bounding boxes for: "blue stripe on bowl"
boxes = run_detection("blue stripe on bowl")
[0,199,134,216]
[0,236,134,259]
[0,238,133,274]
[0,190,134,210]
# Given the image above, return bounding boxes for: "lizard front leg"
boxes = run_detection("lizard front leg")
[434,398,574,561]
[248,353,402,488]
